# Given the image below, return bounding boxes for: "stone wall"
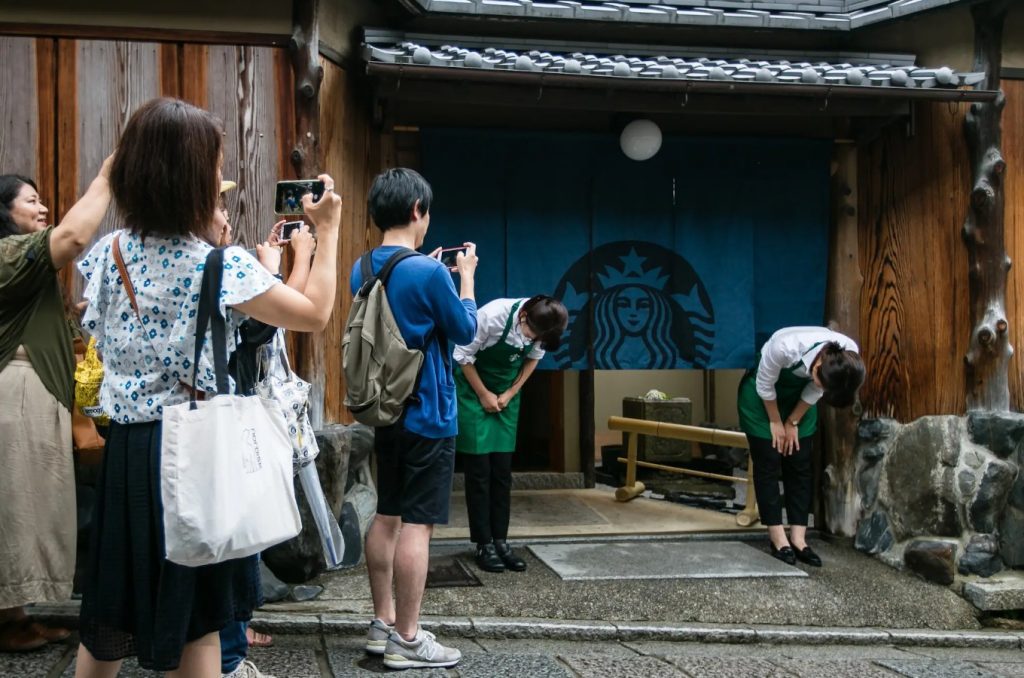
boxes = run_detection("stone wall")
[855,413,1024,587]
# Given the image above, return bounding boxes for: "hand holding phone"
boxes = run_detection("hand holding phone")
[279,220,304,242]
[275,180,326,215]
[438,246,468,272]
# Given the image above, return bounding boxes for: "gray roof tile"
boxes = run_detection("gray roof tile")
[404,0,967,30]
[363,35,985,93]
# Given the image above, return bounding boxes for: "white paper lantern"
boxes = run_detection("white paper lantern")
[619,119,662,161]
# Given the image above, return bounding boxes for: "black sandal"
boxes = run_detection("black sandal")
[769,543,796,566]
[793,546,822,567]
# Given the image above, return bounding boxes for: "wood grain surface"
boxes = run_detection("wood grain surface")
[1002,79,1024,410]
[0,37,38,181]
[858,102,971,421]
[207,45,278,249]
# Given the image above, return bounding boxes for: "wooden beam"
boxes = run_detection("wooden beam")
[0,22,288,47]
[963,0,1012,411]
[288,0,326,428]
[822,142,863,537]
[372,76,913,119]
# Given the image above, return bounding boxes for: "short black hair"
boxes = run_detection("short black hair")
[521,295,569,351]
[818,342,865,408]
[0,175,38,239]
[367,168,433,231]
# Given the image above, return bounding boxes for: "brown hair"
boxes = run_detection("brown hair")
[521,295,569,351]
[110,98,223,239]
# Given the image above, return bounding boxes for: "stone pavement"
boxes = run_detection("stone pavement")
[258,536,981,630]
[4,633,1024,677]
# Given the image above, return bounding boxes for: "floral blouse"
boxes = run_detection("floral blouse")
[78,230,278,423]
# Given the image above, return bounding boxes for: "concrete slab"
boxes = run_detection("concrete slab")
[445,492,609,529]
[244,647,321,678]
[979,663,1024,677]
[875,658,1005,677]
[781,659,906,677]
[964,573,1024,611]
[665,656,793,677]
[528,541,807,581]
[561,655,686,677]
[434,489,745,540]
[1,645,68,678]
[454,652,573,677]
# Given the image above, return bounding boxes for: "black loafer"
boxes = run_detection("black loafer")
[475,543,506,572]
[794,546,822,567]
[770,543,797,565]
[494,541,527,572]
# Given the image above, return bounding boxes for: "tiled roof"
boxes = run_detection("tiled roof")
[363,34,986,91]
[407,0,963,31]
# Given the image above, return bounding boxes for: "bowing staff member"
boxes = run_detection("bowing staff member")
[737,326,865,568]
[454,295,568,573]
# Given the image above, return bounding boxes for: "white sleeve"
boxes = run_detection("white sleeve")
[453,299,504,365]
[755,337,792,401]
[528,344,545,360]
[800,381,825,406]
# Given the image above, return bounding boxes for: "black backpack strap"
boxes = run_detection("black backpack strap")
[191,248,230,406]
[357,248,420,297]
[376,249,420,285]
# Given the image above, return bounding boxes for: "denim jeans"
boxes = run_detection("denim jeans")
[220,621,248,674]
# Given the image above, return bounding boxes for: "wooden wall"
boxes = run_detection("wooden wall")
[858,81,1024,420]
[1003,79,1024,411]
[317,58,389,424]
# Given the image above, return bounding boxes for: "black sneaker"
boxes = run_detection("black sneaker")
[475,543,506,572]
[494,541,527,572]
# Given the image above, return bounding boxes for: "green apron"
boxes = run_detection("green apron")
[455,301,535,455]
[737,343,822,440]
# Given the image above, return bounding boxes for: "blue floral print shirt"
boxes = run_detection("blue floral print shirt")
[78,230,279,423]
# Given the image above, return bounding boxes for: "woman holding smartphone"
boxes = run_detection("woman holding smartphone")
[73,97,342,678]
[737,326,864,568]
[453,296,567,573]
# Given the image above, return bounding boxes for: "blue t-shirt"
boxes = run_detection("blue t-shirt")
[350,246,477,439]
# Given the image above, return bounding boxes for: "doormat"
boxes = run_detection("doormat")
[528,541,807,581]
[425,555,482,588]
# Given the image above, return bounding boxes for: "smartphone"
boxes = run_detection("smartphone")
[275,180,325,215]
[280,220,304,242]
[438,246,468,271]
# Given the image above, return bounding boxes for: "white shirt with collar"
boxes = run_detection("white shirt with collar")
[453,298,545,365]
[755,326,859,406]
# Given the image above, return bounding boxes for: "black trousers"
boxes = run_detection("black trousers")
[462,452,513,545]
[748,435,814,527]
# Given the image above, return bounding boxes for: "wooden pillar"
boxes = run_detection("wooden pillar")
[964,0,1012,412]
[288,0,327,427]
[822,141,863,537]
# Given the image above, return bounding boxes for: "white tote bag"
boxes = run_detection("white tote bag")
[161,248,301,567]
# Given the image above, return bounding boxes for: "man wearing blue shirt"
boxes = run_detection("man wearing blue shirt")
[350,168,477,670]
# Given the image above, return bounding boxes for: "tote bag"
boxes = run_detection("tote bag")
[161,248,301,567]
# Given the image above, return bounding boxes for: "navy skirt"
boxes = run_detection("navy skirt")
[78,420,261,671]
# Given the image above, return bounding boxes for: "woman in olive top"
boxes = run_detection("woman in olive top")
[0,162,113,651]
[737,326,864,568]
[454,295,568,573]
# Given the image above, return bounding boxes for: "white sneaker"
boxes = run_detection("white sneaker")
[366,618,394,655]
[383,628,462,670]
[222,659,275,678]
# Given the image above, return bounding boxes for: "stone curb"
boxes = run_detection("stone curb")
[30,604,1024,650]
[263,613,1024,649]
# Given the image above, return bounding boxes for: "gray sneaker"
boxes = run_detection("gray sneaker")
[366,618,394,655]
[222,659,276,678]
[383,628,462,670]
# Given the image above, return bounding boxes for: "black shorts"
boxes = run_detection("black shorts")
[374,423,456,525]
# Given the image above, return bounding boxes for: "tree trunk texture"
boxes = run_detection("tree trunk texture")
[964,0,1011,412]
[823,142,863,536]
[288,0,327,427]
